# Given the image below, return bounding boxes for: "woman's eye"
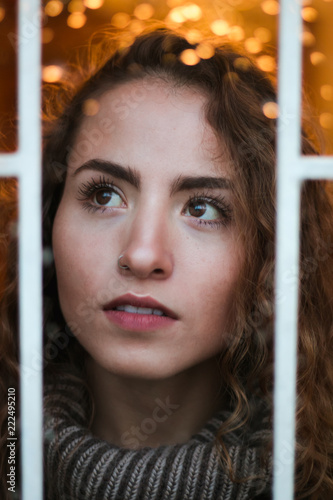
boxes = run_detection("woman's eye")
[93,189,124,207]
[183,196,233,228]
[185,199,221,221]
[77,176,126,212]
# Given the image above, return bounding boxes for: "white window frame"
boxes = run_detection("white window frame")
[1,1,332,499]
[275,1,333,499]
[0,1,43,499]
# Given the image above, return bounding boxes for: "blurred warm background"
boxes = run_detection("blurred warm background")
[0,0,332,152]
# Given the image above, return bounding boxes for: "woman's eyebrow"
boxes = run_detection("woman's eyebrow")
[72,159,141,189]
[170,175,232,194]
[72,158,231,193]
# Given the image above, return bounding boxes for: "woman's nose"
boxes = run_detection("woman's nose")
[118,206,173,280]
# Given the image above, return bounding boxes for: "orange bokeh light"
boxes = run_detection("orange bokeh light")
[83,0,104,8]
[234,57,251,72]
[262,102,279,119]
[302,7,318,22]
[129,19,145,34]
[302,31,316,47]
[42,28,55,44]
[261,0,279,15]
[42,65,63,83]
[169,7,186,23]
[45,1,63,17]
[181,3,202,21]
[111,12,131,29]
[257,55,276,72]
[67,12,87,28]
[320,85,333,101]
[83,99,100,116]
[228,26,245,42]
[180,49,200,65]
[254,27,271,43]
[186,29,203,44]
[320,113,333,129]
[68,0,86,13]
[196,43,214,60]
[134,3,155,20]
[310,51,326,65]
[244,38,262,54]
[210,20,229,36]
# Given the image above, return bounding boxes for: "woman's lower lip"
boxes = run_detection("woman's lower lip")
[103,310,176,331]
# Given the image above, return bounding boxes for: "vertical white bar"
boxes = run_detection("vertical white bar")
[274,0,303,499]
[18,1,43,499]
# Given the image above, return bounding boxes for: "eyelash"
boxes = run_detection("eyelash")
[183,192,233,228]
[76,178,233,228]
[77,176,123,213]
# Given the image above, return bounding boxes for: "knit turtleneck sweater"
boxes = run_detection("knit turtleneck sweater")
[44,377,272,500]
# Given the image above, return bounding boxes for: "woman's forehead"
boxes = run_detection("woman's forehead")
[68,78,232,178]
[96,76,207,108]
[92,77,207,127]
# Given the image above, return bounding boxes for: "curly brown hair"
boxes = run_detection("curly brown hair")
[1,25,333,499]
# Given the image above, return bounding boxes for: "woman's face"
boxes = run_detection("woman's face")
[52,79,244,380]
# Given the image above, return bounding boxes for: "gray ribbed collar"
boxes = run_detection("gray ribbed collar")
[44,377,272,500]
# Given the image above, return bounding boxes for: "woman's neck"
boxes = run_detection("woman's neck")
[86,356,225,449]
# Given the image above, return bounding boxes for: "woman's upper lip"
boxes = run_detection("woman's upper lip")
[103,293,178,319]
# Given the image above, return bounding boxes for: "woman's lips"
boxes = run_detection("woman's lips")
[103,293,178,332]
[103,310,176,331]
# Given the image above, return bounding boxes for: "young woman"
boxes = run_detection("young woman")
[1,26,333,499]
